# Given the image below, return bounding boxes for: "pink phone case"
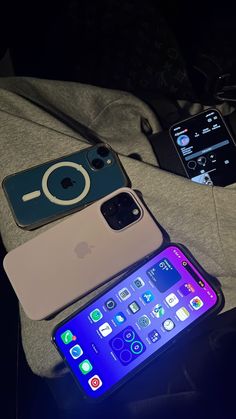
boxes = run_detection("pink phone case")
[3,187,163,320]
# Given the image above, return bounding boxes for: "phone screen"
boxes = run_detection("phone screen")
[169,109,236,186]
[53,245,219,400]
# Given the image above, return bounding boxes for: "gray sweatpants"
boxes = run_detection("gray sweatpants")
[0,77,235,378]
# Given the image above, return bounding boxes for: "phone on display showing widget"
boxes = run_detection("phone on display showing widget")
[52,243,224,401]
[2,144,130,229]
[169,109,236,186]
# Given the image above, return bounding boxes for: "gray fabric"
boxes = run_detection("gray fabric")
[0,77,235,378]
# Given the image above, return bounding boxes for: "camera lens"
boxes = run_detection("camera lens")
[97,146,110,157]
[117,192,132,207]
[101,200,118,217]
[106,202,117,216]
[92,158,104,169]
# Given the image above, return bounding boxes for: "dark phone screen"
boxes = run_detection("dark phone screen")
[53,245,218,400]
[170,110,236,186]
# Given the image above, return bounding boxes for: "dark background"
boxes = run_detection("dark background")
[1,1,236,101]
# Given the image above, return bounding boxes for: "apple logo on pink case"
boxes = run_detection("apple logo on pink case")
[74,242,95,258]
[61,177,76,189]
